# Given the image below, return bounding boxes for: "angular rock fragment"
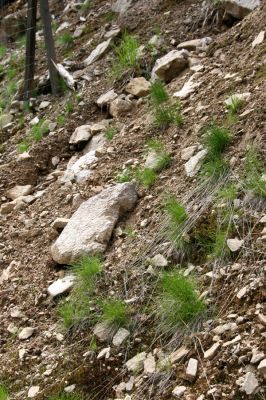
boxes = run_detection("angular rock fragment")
[252,31,265,48]
[51,183,138,264]
[51,218,70,231]
[6,185,33,200]
[240,372,259,395]
[112,328,130,346]
[172,386,187,398]
[177,37,212,51]
[69,125,92,146]
[126,352,146,372]
[84,38,112,66]
[18,327,34,340]
[224,0,260,19]
[204,342,221,359]
[184,149,207,177]
[47,275,75,297]
[258,359,266,378]
[109,96,133,117]
[226,238,244,252]
[186,358,198,380]
[93,322,114,342]
[151,50,189,82]
[126,77,151,97]
[97,89,118,108]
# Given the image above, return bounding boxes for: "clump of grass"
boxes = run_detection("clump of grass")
[31,119,49,142]
[17,139,30,153]
[226,95,244,120]
[104,126,117,140]
[81,0,91,11]
[149,81,183,128]
[65,100,74,114]
[0,45,7,59]
[146,138,171,170]
[111,33,140,79]
[57,114,66,127]
[216,182,238,202]
[6,68,16,80]
[56,31,74,48]
[0,384,8,400]
[243,147,266,198]
[105,11,116,22]
[117,167,133,183]
[135,167,157,188]
[164,197,189,252]
[203,123,232,157]
[155,272,206,334]
[59,256,102,329]
[49,393,83,400]
[101,299,129,328]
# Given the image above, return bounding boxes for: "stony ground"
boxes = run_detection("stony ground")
[0,0,265,399]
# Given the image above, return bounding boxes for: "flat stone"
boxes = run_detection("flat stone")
[184,149,207,177]
[112,328,130,346]
[212,322,237,335]
[224,0,260,19]
[83,133,106,154]
[97,89,118,108]
[93,322,114,342]
[172,386,187,398]
[258,313,266,325]
[181,145,197,161]
[252,31,265,48]
[97,347,110,359]
[170,346,189,364]
[51,218,70,231]
[39,101,50,109]
[226,238,244,252]
[173,74,202,99]
[151,49,189,82]
[186,358,198,380]
[251,351,264,364]
[150,254,168,267]
[204,342,221,359]
[90,120,110,135]
[109,96,133,117]
[126,77,151,97]
[144,353,156,374]
[47,275,75,297]
[126,352,146,372]
[84,38,112,66]
[111,0,132,13]
[69,125,92,146]
[258,359,266,378]
[6,185,33,200]
[28,386,40,398]
[19,327,34,340]
[240,372,259,395]
[177,37,212,51]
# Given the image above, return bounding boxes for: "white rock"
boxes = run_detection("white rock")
[177,37,212,51]
[225,93,251,106]
[184,149,207,177]
[6,185,33,200]
[181,145,197,161]
[236,286,247,299]
[144,353,156,374]
[109,96,133,117]
[212,322,237,335]
[173,74,202,99]
[64,384,76,393]
[51,183,138,264]
[252,31,265,48]
[126,77,151,97]
[151,49,189,82]
[172,385,187,398]
[47,275,75,297]
[112,0,132,13]
[28,386,40,398]
[39,101,50,109]
[97,89,118,108]
[258,359,266,378]
[64,151,98,183]
[224,0,260,19]
[29,116,39,125]
[19,348,27,360]
[150,254,168,267]
[97,347,110,359]
[84,39,112,66]
[0,263,13,285]
[51,218,70,230]
[104,27,121,40]
[240,372,259,395]
[69,125,92,146]
[186,358,198,380]
[204,342,221,359]
[90,120,110,135]
[126,352,147,372]
[10,306,24,318]
[170,346,189,363]
[251,350,264,364]
[7,323,18,334]
[226,238,244,252]
[259,215,266,223]
[258,313,266,325]
[19,327,34,340]
[112,328,130,346]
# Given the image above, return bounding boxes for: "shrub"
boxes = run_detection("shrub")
[243,147,266,198]
[135,167,157,188]
[111,33,140,79]
[101,299,129,328]
[155,272,206,333]
[104,126,117,140]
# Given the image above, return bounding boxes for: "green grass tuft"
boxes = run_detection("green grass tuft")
[56,32,74,48]
[101,299,129,328]
[150,80,169,106]
[65,100,74,114]
[203,123,232,158]
[104,126,117,140]
[226,95,244,116]
[81,0,91,11]
[0,384,8,400]
[135,167,157,188]
[0,45,7,59]
[164,198,189,252]
[146,138,171,170]
[243,147,266,198]
[155,272,206,333]
[117,167,133,183]
[17,139,30,154]
[31,119,50,142]
[111,33,140,79]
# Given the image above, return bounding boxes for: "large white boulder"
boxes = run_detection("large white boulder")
[151,50,189,82]
[51,183,138,264]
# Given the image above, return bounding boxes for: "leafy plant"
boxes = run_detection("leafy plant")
[155,272,206,334]
[135,167,157,188]
[101,299,130,328]
[243,147,266,198]
[117,167,133,183]
[0,384,8,400]
[104,126,117,140]
[111,33,140,79]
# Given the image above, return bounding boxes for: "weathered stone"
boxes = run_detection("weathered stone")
[212,322,237,335]
[93,322,113,342]
[224,0,260,19]
[126,77,151,97]
[6,185,33,200]
[240,372,259,395]
[83,133,106,154]
[97,347,110,359]
[172,386,187,398]
[252,31,265,48]
[150,254,168,267]
[39,101,50,109]
[51,183,138,264]
[0,201,16,215]
[69,125,92,146]
[184,149,207,177]
[90,120,110,135]
[177,37,212,51]
[258,359,266,378]
[112,328,130,346]
[104,27,121,40]
[151,50,189,82]
[144,353,156,374]
[170,346,189,364]
[126,352,146,372]
[28,386,40,398]
[226,238,244,252]
[2,12,26,39]
[47,275,75,297]
[109,97,133,117]
[64,151,98,183]
[111,0,132,13]
[204,342,221,359]
[18,327,34,340]
[251,350,264,364]
[173,74,202,99]
[258,313,266,326]
[181,145,197,161]
[236,286,247,299]
[186,358,198,380]
[0,113,13,129]
[144,151,164,172]
[84,39,112,66]
[51,218,70,231]
[97,90,118,108]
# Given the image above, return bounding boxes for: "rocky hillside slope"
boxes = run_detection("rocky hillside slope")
[0,0,265,399]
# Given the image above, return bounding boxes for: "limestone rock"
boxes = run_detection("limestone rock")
[47,275,75,297]
[252,31,265,48]
[172,386,187,398]
[151,50,189,82]
[240,372,259,395]
[84,38,112,66]
[258,313,266,326]
[112,328,130,346]
[90,120,110,135]
[258,359,266,378]
[69,125,92,146]
[83,133,106,154]
[204,342,221,359]
[19,327,34,340]
[6,185,33,200]
[212,322,237,335]
[51,218,70,231]
[144,353,156,374]
[109,97,133,117]
[184,149,207,177]
[97,89,118,108]
[224,0,260,19]
[28,386,40,398]
[112,0,132,13]
[126,352,146,372]
[186,358,198,380]
[150,254,168,267]
[97,347,111,359]
[177,37,212,51]
[173,74,202,99]
[170,346,189,364]
[51,183,138,264]
[126,77,151,97]
[181,145,197,161]
[226,238,244,252]
[64,151,98,183]
[93,322,114,342]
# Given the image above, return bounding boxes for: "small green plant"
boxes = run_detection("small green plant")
[123,225,137,239]
[17,139,30,153]
[155,272,206,334]
[5,81,17,98]
[226,95,244,116]
[210,229,231,260]
[104,126,117,140]
[0,45,7,59]
[31,119,49,142]
[57,114,66,127]
[135,167,157,188]
[6,68,16,80]
[105,11,116,22]
[150,80,169,106]
[202,123,232,157]
[0,384,8,400]
[81,0,91,11]
[243,147,266,198]
[56,32,74,48]
[117,167,133,183]
[111,33,140,79]
[164,198,189,251]
[146,138,171,170]
[65,100,74,114]
[101,299,129,328]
